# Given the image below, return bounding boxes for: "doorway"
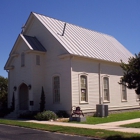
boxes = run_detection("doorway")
[19,83,28,110]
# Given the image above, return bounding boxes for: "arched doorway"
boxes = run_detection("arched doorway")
[19,83,28,110]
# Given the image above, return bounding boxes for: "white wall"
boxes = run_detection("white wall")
[71,57,139,113]
[22,16,72,112]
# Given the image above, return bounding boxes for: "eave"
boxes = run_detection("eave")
[59,53,123,65]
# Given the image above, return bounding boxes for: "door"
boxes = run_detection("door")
[19,83,28,110]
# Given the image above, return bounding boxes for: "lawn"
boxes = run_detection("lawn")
[121,122,140,128]
[84,111,140,124]
[1,111,140,139]
[1,119,140,140]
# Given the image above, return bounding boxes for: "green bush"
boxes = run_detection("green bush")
[56,110,69,118]
[34,110,57,121]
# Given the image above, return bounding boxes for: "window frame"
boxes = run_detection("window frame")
[79,74,88,103]
[21,52,25,67]
[36,55,40,65]
[102,76,110,102]
[53,75,60,104]
[121,83,127,102]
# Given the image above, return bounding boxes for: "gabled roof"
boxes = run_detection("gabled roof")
[33,12,133,63]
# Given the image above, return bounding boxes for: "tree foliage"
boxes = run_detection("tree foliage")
[120,53,140,95]
[10,92,15,111]
[0,76,8,109]
[39,87,45,112]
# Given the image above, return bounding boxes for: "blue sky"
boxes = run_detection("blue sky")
[1,0,140,77]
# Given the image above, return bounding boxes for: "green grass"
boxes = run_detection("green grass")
[83,111,140,124]
[1,119,140,140]
[121,122,140,128]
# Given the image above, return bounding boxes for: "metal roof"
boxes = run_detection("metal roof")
[22,34,46,52]
[33,12,133,63]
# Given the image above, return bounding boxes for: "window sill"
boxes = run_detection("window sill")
[80,101,88,104]
[121,100,127,102]
[103,100,110,103]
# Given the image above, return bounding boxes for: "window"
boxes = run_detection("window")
[36,55,40,65]
[122,83,127,101]
[80,75,88,102]
[103,77,110,101]
[21,52,25,67]
[53,76,60,103]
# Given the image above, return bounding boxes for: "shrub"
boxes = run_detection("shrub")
[56,110,69,118]
[39,87,45,112]
[34,110,57,121]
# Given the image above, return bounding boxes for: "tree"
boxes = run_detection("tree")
[0,76,8,109]
[39,87,45,112]
[120,53,140,95]
[10,92,15,111]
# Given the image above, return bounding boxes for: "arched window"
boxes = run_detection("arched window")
[80,75,88,102]
[103,77,110,101]
[53,76,60,103]
[21,52,25,67]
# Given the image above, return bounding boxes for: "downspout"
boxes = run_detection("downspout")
[70,55,73,114]
[6,70,10,108]
[98,63,102,104]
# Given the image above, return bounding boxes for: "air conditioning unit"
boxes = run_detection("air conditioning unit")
[96,104,108,117]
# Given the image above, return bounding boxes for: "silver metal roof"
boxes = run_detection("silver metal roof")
[22,34,46,52]
[33,12,133,63]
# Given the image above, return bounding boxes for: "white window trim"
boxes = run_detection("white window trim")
[79,73,88,104]
[36,55,40,65]
[52,74,61,104]
[121,83,127,102]
[102,75,110,103]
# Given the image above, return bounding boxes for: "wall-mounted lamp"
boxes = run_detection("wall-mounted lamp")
[28,84,32,90]
[13,86,17,91]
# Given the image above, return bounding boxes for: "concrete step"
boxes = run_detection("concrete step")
[5,111,19,119]
[4,110,28,119]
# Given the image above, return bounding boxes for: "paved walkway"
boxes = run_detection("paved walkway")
[23,118,140,134]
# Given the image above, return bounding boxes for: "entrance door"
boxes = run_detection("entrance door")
[19,83,28,110]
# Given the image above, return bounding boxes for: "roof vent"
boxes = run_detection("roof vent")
[62,23,66,36]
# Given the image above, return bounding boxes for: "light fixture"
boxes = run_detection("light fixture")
[13,86,17,91]
[28,85,32,90]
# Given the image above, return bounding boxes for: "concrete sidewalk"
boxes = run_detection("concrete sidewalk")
[23,118,140,134]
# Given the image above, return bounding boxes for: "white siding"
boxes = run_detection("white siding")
[71,58,99,112]
[100,63,139,110]
[23,17,72,112]
[71,57,139,113]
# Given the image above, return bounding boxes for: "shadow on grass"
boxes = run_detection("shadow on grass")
[104,135,140,140]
